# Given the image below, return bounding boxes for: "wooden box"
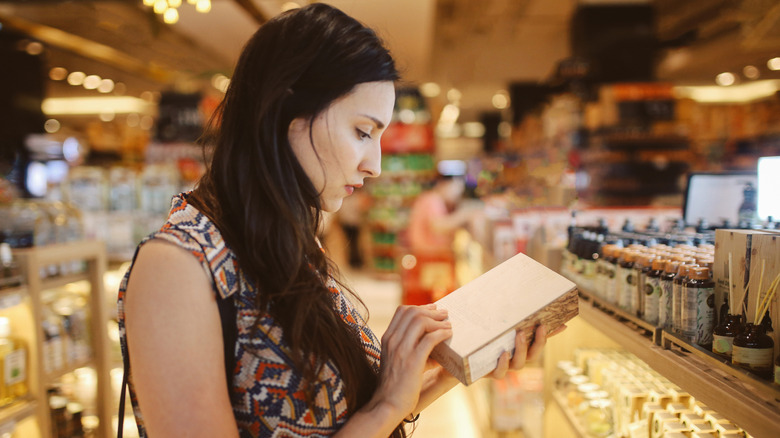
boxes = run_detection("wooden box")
[430,251,578,385]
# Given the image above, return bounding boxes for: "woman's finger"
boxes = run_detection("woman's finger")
[383,305,447,348]
[492,351,510,379]
[526,325,547,363]
[509,330,529,369]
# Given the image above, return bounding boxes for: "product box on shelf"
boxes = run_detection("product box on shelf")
[430,251,579,385]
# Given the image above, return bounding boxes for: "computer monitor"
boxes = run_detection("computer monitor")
[683,171,757,227]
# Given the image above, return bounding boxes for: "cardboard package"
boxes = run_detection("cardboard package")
[430,252,578,385]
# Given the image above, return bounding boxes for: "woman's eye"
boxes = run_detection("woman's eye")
[356,129,371,140]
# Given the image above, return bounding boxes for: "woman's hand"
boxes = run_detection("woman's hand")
[490,324,567,379]
[370,304,453,419]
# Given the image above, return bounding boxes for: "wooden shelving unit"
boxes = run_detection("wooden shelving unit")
[577,287,780,438]
[8,241,112,438]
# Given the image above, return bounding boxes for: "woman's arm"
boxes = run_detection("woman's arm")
[124,240,240,437]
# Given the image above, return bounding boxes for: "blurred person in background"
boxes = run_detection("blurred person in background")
[118,4,551,438]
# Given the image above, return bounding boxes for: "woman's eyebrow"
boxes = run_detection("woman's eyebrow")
[359,114,385,130]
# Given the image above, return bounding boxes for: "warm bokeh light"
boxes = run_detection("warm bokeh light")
[715,72,735,86]
[168,0,182,8]
[420,82,441,98]
[196,0,211,13]
[25,41,44,55]
[153,0,168,14]
[492,91,509,109]
[44,119,61,133]
[67,71,86,86]
[97,79,115,94]
[163,7,179,24]
[768,57,780,71]
[83,75,102,90]
[743,65,760,80]
[49,67,68,81]
[447,88,462,103]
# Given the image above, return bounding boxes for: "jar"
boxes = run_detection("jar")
[681,266,715,346]
[659,260,679,330]
[617,250,637,312]
[732,323,775,379]
[712,314,743,359]
[583,398,613,438]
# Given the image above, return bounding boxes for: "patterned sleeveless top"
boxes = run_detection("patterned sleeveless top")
[117,193,383,437]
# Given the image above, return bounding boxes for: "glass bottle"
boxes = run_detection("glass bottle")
[712,313,743,360]
[0,316,28,406]
[617,250,637,312]
[643,258,667,326]
[659,260,679,330]
[681,266,715,346]
[672,261,697,335]
[604,247,621,304]
[0,243,22,290]
[732,323,774,379]
[737,182,757,224]
[636,254,657,318]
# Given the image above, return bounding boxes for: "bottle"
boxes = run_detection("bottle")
[603,246,620,304]
[681,267,715,346]
[0,243,22,290]
[672,262,697,335]
[712,313,743,360]
[636,254,657,318]
[643,258,667,326]
[617,250,637,312]
[0,317,28,406]
[659,260,679,330]
[737,182,757,224]
[732,323,774,379]
[775,352,780,386]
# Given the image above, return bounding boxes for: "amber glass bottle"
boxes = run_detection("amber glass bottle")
[672,261,697,334]
[732,323,774,379]
[643,258,667,326]
[659,260,680,330]
[712,314,743,360]
[617,250,637,312]
[603,246,620,305]
[681,267,715,346]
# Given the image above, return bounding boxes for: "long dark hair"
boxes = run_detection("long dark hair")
[190,3,404,436]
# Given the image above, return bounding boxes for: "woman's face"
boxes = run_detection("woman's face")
[288,81,395,212]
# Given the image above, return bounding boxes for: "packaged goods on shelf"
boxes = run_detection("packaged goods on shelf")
[0,244,22,290]
[0,317,28,407]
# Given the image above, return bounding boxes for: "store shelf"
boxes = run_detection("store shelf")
[43,358,95,387]
[551,390,593,438]
[40,272,89,291]
[577,288,780,438]
[0,397,38,426]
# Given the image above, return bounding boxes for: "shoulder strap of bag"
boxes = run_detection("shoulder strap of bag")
[117,294,238,437]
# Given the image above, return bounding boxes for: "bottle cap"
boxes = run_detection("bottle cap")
[652,258,669,271]
[664,260,680,274]
[677,263,698,277]
[690,267,710,280]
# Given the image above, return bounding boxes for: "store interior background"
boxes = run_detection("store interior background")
[2,0,780,437]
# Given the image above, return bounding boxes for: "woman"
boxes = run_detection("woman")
[118,4,549,437]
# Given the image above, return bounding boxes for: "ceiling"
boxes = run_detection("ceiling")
[1,0,780,123]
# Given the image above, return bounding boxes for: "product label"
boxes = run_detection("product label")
[672,283,683,332]
[643,278,661,325]
[619,270,635,312]
[732,346,773,369]
[681,287,715,345]
[4,349,25,385]
[604,269,617,304]
[43,339,64,374]
[712,334,735,356]
[659,280,673,329]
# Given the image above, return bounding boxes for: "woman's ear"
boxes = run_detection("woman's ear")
[288,117,307,137]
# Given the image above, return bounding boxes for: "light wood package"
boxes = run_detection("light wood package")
[430,252,578,385]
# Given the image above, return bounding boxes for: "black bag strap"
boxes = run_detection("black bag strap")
[117,293,238,437]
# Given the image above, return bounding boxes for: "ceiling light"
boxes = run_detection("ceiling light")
[768,57,780,71]
[42,96,156,115]
[420,82,441,98]
[49,67,68,81]
[674,80,780,103]
[143,0,155,6]
[153,0,168,14]
[168,0,182,7]
[163,8,179,24]
[715,72,735,86]
[492,91,509,109]
[187,0,196,4]
[83,75,102,90]
[281,2,300,12]
[196,0,211,13]
[446,88,462,103]
[67,71,86,86]
[98,79,115,94]
[743,65,760,80]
